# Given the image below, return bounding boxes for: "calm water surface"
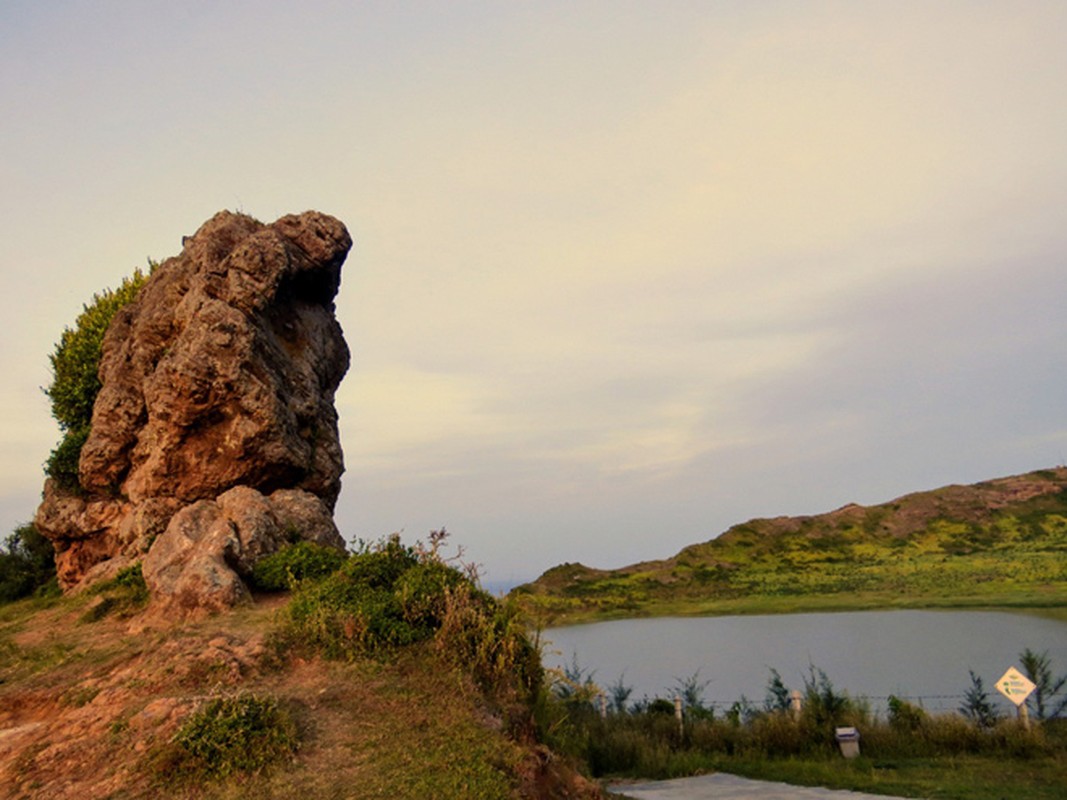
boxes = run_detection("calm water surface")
[543,610,1067,713]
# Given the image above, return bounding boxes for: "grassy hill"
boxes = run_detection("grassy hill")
[514,467,1067,625]
[0,545,602,800]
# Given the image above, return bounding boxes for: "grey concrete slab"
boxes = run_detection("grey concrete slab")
[610,773,913,800]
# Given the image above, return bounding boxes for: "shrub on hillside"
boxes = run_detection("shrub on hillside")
[0,523,57,603]
[283,534,484,653]
[434,583,542,699]
[280,533,540,698]
[249,541,347,592]
[283,535,428,654]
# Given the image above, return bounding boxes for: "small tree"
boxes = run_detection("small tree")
[1019,648,1067,720]
[764,667,791,713]
[607,673,634,714]
[960,670,998,729]
[553,653,600,710]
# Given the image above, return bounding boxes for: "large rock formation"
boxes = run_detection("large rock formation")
[35,210,352,613]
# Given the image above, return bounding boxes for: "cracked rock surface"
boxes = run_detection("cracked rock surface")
[36,210,351,613]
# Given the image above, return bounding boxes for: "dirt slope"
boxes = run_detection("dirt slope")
[0,593,599,799]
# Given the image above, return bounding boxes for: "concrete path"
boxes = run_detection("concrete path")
[609,773,913,800]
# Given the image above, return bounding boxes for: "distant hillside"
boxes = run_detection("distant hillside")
[515,467,1067,624]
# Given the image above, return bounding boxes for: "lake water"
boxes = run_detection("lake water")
[542,610,1067,714]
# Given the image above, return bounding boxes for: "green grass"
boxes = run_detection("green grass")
[79,563,150,623]
[711,754,1067,800]
[521,587,1067,627]
[350,654,526,799]
[163,651,543,800]
[0,595,86,684]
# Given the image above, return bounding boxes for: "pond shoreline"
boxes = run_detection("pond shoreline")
[525,592,1067,627]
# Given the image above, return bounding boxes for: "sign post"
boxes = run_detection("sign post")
[995,666,1037,730]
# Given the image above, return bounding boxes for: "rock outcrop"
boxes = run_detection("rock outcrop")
[35,210,352,613]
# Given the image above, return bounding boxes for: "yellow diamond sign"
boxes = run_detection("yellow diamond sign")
[996,666,1036,707]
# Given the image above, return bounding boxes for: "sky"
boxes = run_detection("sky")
[2,1,1065,586]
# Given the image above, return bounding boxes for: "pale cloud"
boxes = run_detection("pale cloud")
[344,325,828,488]
[537,399,736,478]
[2,1,1066,578]
[342,366,510,471]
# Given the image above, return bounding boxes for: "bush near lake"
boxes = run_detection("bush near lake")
[1020,647,1067,720]
[539,663,871,778]
[249,540,348,591]
[279,533,541,699]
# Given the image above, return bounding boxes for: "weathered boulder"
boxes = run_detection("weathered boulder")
[142,486,344,614]
[35,210,352,612]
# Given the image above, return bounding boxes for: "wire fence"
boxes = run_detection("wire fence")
[700,694,970,714]
[689,693,1067,716]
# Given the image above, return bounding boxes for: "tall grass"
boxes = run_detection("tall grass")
[536,663,1063,782]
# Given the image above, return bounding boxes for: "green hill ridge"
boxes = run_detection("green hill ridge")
[515,467,1067,625]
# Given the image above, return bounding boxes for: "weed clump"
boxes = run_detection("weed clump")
[888,694,928,731]
[164,692,297,780]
